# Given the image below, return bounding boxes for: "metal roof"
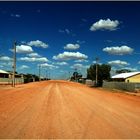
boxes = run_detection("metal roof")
[0,69,9,74]
[112,72,140,79]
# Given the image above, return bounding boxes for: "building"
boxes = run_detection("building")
[112,72,140,83]
[0,69,24,85]
[0,69,9,78]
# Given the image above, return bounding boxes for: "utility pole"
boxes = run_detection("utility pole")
[95,57,99,86]
[38,64,41,81]
[46,69,48,80]
[74,68,77,82]
[69,71,71,80]
[12,41,17,87]
[48,72,50,79]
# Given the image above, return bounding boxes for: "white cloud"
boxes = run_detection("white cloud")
[92,61,97,64]
[64,44,80,50]
[108,60,129,67]
[19,65,29,69]
[58,29,65,33]
[0,61,12,66]
[105,40,113,43]
[90,18,119,31]
[53,52,88,61]
[103,46,133,55]
[110,66,138,76]
[28,40,48,48]
[40,63,59,69]
[92,61,102,65]
[71,63,83,69]
[122,67,138,72]
[75,59,88,63]
[11,14,21,18]
[65,29,70,34]
[76,40,85,44]
[27,53,41,57]
[59,29,70,34]
[16,45,33,53]
[19,57,48,62]
[0,56,12,61]
[71,63,89,69]
[56,62,68,66]
[21,41,26,44]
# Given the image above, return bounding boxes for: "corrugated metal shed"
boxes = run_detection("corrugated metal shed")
[112,72,140,79]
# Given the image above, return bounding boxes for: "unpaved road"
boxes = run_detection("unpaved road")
[0,80,140,139]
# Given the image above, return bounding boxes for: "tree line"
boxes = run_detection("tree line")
[71,63,133,87]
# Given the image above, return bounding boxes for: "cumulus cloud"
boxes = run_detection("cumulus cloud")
[19,65,29,69]
[108,60,129,67]
[27,53,41,57]
[103,46,133,55]
[19,57,48,62]
[64,44,80,50]
[90,18,119,31]
[56,62,68,66]
[28,40,48,48]
[40,63,59,69]
[53,52,88,61]
[0,56,12,61]
[16,45,33,53]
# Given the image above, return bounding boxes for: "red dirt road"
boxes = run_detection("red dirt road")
[0,80,140,139]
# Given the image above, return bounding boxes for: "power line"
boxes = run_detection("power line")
[12,41,17,87]
[95,57,99,86]
[38,64,41,81]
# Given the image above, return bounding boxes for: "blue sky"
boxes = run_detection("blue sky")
[0,1,140,79]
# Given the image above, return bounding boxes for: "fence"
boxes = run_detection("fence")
[103,81,140,92]
[0,78,24,85]
[85,80,95,86]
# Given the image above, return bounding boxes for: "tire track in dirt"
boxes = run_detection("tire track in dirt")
[0,80,140,139]
[59,82,140,139]
[0,83,53,138]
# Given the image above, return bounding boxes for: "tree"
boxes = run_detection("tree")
[116,69,131,74]
[71,72,82,81]
[87,64,111,86]
[24,74,39,83]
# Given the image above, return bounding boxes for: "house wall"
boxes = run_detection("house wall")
[125,74,140,83]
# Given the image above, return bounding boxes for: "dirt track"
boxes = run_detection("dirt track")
[0,80,140,139]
